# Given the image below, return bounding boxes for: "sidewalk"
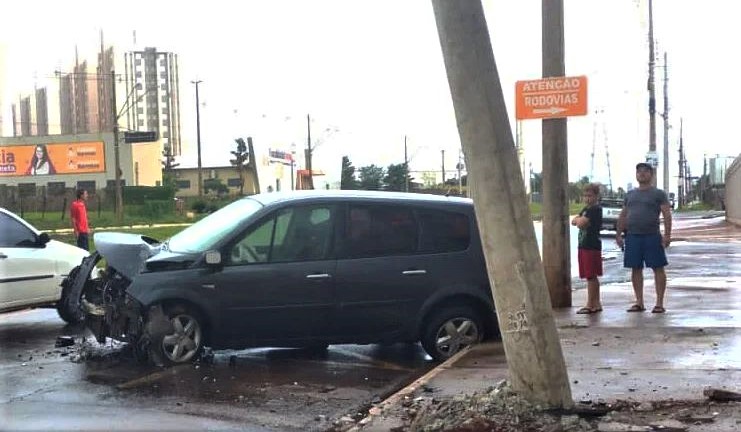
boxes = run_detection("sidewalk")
[355,214,741,431]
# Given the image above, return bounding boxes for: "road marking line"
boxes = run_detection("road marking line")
[331,347,414,371]
[116,364,190,390]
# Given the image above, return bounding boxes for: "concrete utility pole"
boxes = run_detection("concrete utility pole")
[192,80,203,197]
[647,0,658,185]
[541,0,571,307]
[305,114,315,190]
[111,70,124,224]
[441,149,446,183]
[662,52,670,192]
[404,135,410,192]
[246,137,260,194]
[678,119,685,208]
[432,0,572,408]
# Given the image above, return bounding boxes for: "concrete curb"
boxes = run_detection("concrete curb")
[349,346,475,431]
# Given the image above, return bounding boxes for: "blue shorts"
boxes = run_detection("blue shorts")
[623,233,668,269]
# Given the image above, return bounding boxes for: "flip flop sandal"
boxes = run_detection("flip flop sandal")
[626,304,646,312]
[651,306,666,314]
[577,307,602,314]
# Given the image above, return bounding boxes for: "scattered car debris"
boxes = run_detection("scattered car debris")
[54,336,75,348]
[703,388,741,402]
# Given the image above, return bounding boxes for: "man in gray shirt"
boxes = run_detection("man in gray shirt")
[616,163,673,313]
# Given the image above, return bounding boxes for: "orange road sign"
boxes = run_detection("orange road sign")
[515,75,588,120]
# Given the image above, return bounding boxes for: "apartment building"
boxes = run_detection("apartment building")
[124,47,182,156]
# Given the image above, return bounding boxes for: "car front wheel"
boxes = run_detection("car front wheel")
[57,266,85,324]
[421,305,483,362]
[152,304,204,365]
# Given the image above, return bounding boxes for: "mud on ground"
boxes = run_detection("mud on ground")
[390,381,741,432]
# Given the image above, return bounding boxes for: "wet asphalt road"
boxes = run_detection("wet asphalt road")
[0,308,437,431]
[0,214,712,431]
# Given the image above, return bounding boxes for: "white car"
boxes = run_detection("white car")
[0,207,89,322]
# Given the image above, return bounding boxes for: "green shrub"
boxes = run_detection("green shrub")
[139,200,173,218]
[192,201,207,213]
[122,186,176,205]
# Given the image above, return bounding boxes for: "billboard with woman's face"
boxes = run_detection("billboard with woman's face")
[0,142,106,176]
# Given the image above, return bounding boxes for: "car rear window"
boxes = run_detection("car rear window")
[343,204,471,258]
[417,209,470,253]
[346,205,417,258]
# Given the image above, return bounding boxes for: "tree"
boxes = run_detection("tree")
[161,146,179,190]
[358,165,385,190]
[384,162,412,191]
[568,176,591,203]
[203,178,228,196]
[340,156,359,190]
[230,138,249,195]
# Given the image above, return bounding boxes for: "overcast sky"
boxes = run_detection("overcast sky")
[1,0,739,192]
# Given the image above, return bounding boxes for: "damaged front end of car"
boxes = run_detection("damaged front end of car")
[65,232,172,363]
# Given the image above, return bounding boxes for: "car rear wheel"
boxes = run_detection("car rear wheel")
[155,304,204,365]
[421,305,483,362]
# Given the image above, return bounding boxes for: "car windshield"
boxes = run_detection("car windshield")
[167,198,263,253]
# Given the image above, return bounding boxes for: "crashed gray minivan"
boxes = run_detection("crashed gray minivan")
[64,191,498,365]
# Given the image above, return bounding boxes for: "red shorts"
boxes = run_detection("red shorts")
[578,248,603,279]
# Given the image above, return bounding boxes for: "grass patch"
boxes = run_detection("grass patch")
[676,202,714,212]
[21,207,201,231]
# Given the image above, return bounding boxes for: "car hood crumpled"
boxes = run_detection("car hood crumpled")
[93,232,160,280]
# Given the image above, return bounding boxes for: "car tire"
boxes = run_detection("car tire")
[56,295,82,324]
[421,305,483,362]
[150,304,205,365]
[56,266,84,324]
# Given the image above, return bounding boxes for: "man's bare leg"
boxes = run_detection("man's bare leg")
[653,266,667,309]
[631,268,644,308]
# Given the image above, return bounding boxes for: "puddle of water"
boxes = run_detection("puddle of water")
[668,337,741,369]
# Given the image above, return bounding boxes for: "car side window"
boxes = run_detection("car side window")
[417,209,471,253]
[229,205,334,265]
[0,213,37,248]
[345,205,417,258]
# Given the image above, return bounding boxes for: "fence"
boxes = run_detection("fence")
[0,184,116,216]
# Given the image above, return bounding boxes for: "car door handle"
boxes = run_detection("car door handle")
[402,270,427,275]
[306,273,331,280]
[0,253,7,259]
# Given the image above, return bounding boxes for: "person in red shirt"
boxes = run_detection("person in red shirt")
[70,189,90,251]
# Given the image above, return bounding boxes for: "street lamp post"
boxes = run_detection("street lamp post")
[192,80,203,197]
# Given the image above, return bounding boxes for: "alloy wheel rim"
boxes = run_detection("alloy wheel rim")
[162,314,202,363]
[435,317,479,357]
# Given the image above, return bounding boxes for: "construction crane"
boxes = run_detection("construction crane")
[590,109,614,196]
[590,121,597,181]
[603,119,613,196]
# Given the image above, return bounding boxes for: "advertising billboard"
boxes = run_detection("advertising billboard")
[0,142,106,177]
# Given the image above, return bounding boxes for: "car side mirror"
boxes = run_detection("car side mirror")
[37,232,51,246]
[205,250,222,266]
